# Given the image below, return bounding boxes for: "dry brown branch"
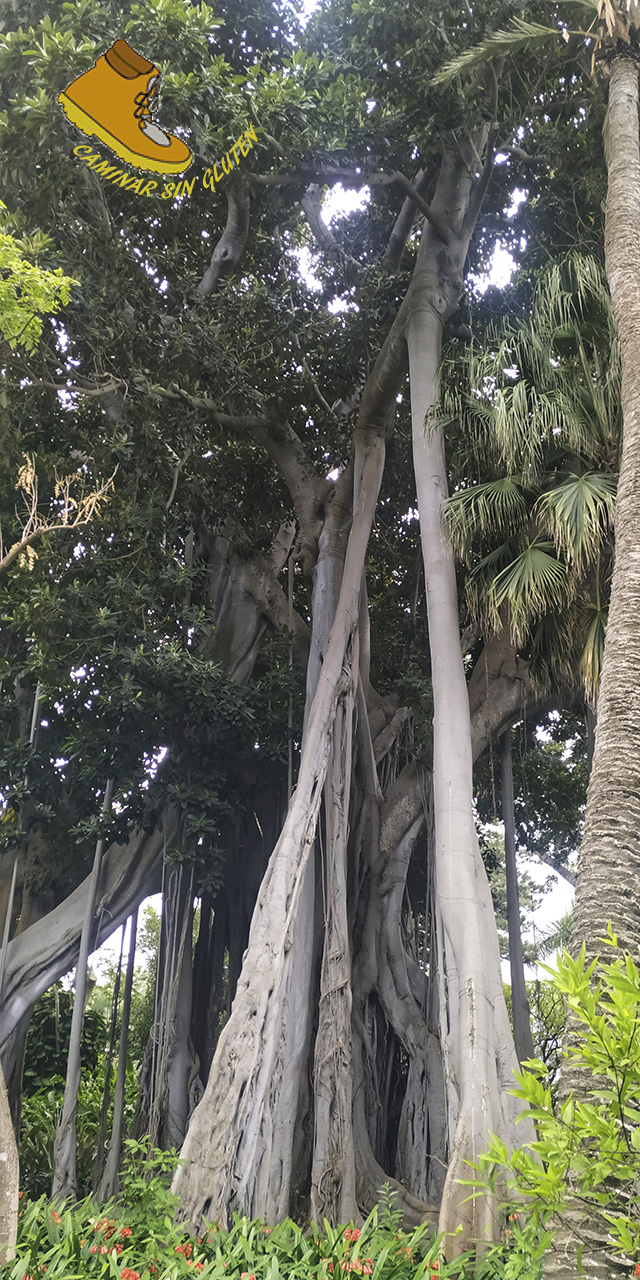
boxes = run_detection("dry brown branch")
[0,455,117,574]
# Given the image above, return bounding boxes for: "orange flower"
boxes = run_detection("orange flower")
[51,1211,61,1224]
[634,1267,640,1280]
[120,1226,132,1237]
[343,1228,361,1242]
[121,1270,141,1280]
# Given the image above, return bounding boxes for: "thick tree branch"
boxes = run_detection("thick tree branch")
[462,131,497,236]
[533,853,577,887]
[301,183,337,251]
[197,186,250,296]
[383,164,438,272]
[252,167,452,244]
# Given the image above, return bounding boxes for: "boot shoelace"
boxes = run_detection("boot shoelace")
[133,83,160,129]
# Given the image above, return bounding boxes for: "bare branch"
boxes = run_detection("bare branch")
[0,455,117,575]
[165,445,192,510]
[252,167,453,243]
[463,130,497,236]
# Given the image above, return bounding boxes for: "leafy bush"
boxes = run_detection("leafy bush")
[23,986,107,1096]
[20,1061,138,1200]
[464,925,640,1271]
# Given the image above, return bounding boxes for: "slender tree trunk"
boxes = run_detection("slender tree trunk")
[546,51,640,1280]
[97,909,137,1201]
[0,1064,17,1265]
[52,779,114,1201]
[92,922,125,1190]
[501,731,535,1066]
[406,150,532,1255]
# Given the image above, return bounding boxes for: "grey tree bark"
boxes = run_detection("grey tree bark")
[545,49,640,1280]
[0,1064,17,1265]
[97,909,138,1202]
[406,143,533,1254]
[52,779,114,1201]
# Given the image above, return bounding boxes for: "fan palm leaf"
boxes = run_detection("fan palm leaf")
[534,471,617,567]
[490,539,571,646]
[443,477,530,562]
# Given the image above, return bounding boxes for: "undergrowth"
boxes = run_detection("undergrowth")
[11,1147,542,1280]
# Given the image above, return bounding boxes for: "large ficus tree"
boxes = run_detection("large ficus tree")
[0,0,603,1258]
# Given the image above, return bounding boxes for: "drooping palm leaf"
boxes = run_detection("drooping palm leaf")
[579,601,608,705]
[443,476,530,562]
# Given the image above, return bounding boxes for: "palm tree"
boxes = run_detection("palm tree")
[443,252,620,707]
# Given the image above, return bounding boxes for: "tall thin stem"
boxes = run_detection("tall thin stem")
[52,778,114,1200]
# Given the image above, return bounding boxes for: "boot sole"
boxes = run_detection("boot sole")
[58,92,193,176]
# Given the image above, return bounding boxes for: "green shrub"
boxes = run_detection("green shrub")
[463,925,640,1272]
[20,1060,138,1200]
[23,987,107,1096]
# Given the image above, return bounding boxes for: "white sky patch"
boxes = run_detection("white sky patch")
[505,187,527,219]
[522,857,575,980]
[469,242,518,294]
[328,296,359,314]
[293,245,322,292]
[322,183,370,224]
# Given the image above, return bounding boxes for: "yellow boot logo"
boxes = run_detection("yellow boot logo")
[58,39,194,176]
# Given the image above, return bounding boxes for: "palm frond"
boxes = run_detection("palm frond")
[442,476,530,562]
[465,537,522,634]
[431,19,567,86]
[534,471,616,569]
[490,539,571,646]
[527,610,580,696]
[580,601,608,706]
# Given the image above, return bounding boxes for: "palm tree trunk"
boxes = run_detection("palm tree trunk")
[500,730,535,1065]
[547,50,640,1280]
[575,52,640,959]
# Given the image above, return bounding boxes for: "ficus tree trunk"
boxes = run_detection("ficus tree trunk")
[174,421,389,1231]
[547,48,640,1280]
[500,730,535,1066]
[0,1064,17,1266]
[406,145,532,1255]
[172,133,538,1247]
[97,909,137,1202]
